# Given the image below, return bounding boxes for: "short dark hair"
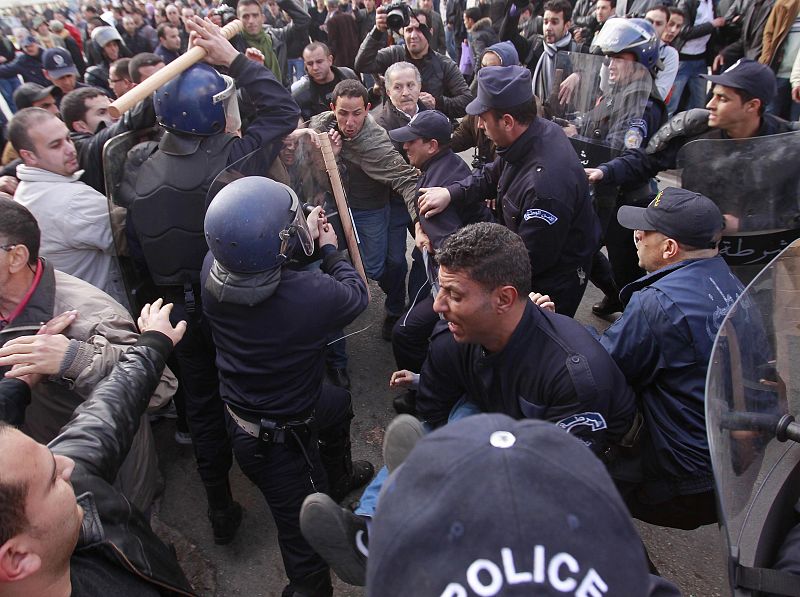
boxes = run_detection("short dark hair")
[8,107,54,154]
[0,427,28,549]
[437,222,531,297]
[237,0,260,13]
[646,5,669,20]
[488,99,538,125]
[544,0,572,22]
[110,57,131,81]
[157,22,178,40]
[129,52,164,83]
[331,79,369,108]
[0,197,41,264]
[730,87,766,116]
[303,41,332,56]
[597,0,617,8]
[464,7,482,21]
[668,6,686,19]
[61,87,106,131]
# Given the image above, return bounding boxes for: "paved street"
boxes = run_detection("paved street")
[151,276,728,596]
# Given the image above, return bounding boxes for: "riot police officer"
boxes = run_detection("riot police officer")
[128,16,300,544]
[201,176,374,596]
[580,18,667,316]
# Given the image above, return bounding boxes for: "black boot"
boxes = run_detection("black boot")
[319,428,375,503]
[281,568,333,597]
[204,479,242,545]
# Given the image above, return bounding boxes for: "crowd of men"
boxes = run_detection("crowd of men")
[0,0,798,595]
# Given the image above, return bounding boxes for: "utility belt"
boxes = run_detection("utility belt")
[226,403,317,457]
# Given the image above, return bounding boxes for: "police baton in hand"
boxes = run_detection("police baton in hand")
[108,18,243,118]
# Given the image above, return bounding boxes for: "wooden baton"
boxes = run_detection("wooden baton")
[316,132,371,295]
[108,19,243,119]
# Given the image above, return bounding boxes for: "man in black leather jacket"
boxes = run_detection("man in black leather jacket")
[0,300,194,596]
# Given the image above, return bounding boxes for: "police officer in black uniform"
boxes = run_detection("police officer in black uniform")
[128,16,300,544]
[417,66,600,318]
[200,176,374,596]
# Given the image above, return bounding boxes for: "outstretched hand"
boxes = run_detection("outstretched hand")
[138,299,187,347]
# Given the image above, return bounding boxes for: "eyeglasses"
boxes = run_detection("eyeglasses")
[0,244,17,251]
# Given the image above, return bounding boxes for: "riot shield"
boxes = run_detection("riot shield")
[678,131,800,273]
[706,239,800,595]
[552,51,652,168]
[101,127,161,314]
[206,132,368,285]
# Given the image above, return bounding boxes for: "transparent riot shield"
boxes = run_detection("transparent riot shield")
[206,131,368,285]
[552,51,652,168]
[706,238,800,595]
[678,131,800,276]
[101,127,161,314]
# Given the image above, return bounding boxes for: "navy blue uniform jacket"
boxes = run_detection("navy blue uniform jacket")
[446,118,600,303]
[418,301,636,457]
[201,246,368,418]
[599,256,744,495]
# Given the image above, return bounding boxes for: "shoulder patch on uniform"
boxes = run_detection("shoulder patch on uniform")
[523,209,558,224]
[625,118,647,149]
[557,412,608,433]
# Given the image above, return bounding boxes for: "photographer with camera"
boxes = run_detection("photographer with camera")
[354,3,473,118]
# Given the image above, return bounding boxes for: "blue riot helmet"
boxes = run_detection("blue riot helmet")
[591,18,660,75]
[154,63,239,136]
[204,176,315,274]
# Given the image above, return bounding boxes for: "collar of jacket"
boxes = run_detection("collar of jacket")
[476,300,541,365]
[0,259,55,337]
[495,118,540,164]
[204,259,282,306]
[419,146,456,171]
[619,255,722,303]
[15,164,85,183]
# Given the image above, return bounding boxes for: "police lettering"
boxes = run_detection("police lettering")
[439,546,608,596]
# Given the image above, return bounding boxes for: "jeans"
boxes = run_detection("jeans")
[355,398,481,517]
[667,57,707,116]
[287,57,305,83]
[385,195,410,316]
[352,203,406,316]
[767,77,800,122]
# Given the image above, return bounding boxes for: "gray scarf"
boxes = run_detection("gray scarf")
[533,33,573,100]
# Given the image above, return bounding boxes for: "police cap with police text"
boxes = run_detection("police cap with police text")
[466,65,533,116]
[700,58,777,107]
[617,187,724,248]
[388,110,451,144]
[366,414,656,596]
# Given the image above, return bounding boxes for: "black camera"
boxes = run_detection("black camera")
[384,1,411,31]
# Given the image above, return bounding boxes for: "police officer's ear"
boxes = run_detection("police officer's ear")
[662,237,680,261]
[743,97,762,115]
[492,284,519,314]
